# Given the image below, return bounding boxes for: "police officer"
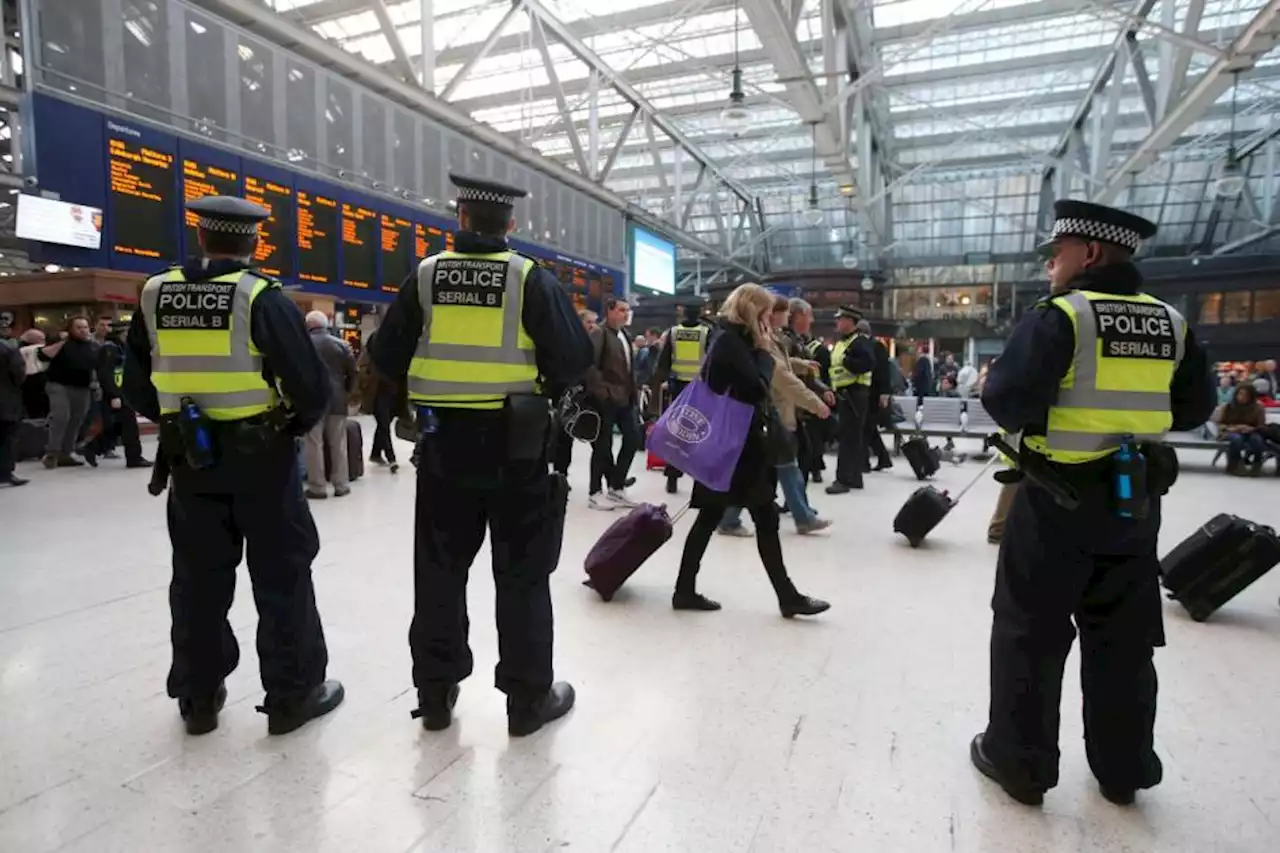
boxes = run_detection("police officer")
[370,173,592,737]
[654,303,709,494]
[970,200,1214,806]
[785,299,833,483]
[89,322,151,468]
[123,196,344,737]
[825,306,876,493]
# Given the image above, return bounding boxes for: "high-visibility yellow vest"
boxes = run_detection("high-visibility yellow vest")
[1023,289,1185,464]
[140,268,279,420]
[669,323,708,382]
[830,334,872,390]
[407,250,537,410]
[804,337,823,359]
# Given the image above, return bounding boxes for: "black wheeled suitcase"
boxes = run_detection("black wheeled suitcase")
[1160,514,1280,621]
[17,418,47,461]
[893,457,998,548]
[323,420,365,481]
[901,435,941,480]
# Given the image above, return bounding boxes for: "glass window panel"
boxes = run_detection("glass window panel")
[361,95,387,183]
[1223,290,1253,324]
[285,60,317,164]
[1198,292,1222,325]
[238,37,274,153]
[421,123,444,203]
[39,0,106,94]
[391,110,417,194]
[122,0,169,121]
[1254,289,1280,321]
[186,11,227,141]
[324,78,354,170]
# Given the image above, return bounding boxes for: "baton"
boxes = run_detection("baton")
[148,452,170,497]
[986,433,1080,510]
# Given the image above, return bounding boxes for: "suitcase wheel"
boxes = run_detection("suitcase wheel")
[1188,605,1211,623]
[907,537,923,549]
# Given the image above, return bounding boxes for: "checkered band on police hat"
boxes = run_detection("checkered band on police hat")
[197,216,261,235]
[1051,216,1141,251]
[456,186,516,206]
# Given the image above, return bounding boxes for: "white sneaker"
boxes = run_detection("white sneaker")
[588,493,615,511]
[717,524,754,538]
[607,488,638,509]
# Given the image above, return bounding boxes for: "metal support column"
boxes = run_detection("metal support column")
[419,0,435,91]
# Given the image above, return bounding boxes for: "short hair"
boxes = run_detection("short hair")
[304,310,329,330]
[458,200,512,237]
[200,229,258,258]
[856,319,872,334]
[788,298,811,316]
[606,297,629,312]
[65,314,89,331]
[771,295,790,312]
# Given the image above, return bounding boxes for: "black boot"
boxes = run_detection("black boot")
[179,683,228,736]
[410,684,460,732]
[507,682,576,737]
[969,733,1044,805]
[666,475,678,495]
[780,595,830,619]
[259,680,345,735]
[672,591,722,611]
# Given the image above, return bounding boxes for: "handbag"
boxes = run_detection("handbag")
[647,375,755,492]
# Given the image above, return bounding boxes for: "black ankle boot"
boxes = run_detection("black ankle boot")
[672,591,722,611]
[410,684,460,732]
[179,683,228,736]
[508,682,576,737]
[258,680,345,735]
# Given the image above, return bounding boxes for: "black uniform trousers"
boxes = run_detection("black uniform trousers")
[90,403,145,462]
[371,387,398,464]
[165,429,328,708]
[663,379,689,482]
[863,397,891,469]
[834,385,870,487]
[985,475,1165,794]
[550,415,573,476]
[411,409,558,699]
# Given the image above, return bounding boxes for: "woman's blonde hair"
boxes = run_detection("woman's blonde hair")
[719,283,775,348]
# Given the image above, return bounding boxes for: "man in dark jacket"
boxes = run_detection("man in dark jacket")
[303,311,358,499]
[862,320,893,472]
[827,306,877,493]
[912,353,934,399]
[86,323,151,468]
[0,337,27,486]
[585,297,641,511]
[38,316,98,468]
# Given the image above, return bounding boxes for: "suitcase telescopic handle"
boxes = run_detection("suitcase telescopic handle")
[951,455,1003,504]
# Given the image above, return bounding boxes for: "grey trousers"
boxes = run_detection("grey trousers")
[46,382,92,457]
[305,415,349,490]
[988,481,1020,543]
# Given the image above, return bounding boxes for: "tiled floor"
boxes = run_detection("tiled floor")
[1,423,1278,852]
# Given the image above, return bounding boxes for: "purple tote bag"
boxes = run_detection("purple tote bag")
[648,378,754,492]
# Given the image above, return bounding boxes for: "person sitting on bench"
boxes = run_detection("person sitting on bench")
[1215,383,1268,475]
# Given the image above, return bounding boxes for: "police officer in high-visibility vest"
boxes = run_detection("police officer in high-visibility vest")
[654,303,709,494]
[123,196,344,737]
[825,306,876,494]
[369,174,592,737]
[89,321,151,468]
[786,298,834,483]
[971,200,1213,807]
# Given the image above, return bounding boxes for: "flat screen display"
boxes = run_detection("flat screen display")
[417,222,447,259]
[181,157,239,254]
[107,133,176,261]
[297,189,339,286]
[243,173,294,279]
[629,224,675,295]
[341,202,377,290]
[380,213,413,294]
[15,194,103,249]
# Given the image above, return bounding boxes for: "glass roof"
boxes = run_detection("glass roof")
[276,0,1280,270]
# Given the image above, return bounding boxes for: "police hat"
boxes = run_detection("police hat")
[834,305,863,320]
[1040,200,1156,254]
[449,173,528,208]
[186,196,270,235]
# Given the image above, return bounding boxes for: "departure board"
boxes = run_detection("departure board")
[181,158,238,253]
[379,213,413,294]
[107,135,176,260]
[445,230,455,252]
[418,223,447,259]
[243,174,294,279]
[342,203,377,290]
[297,190,339,285]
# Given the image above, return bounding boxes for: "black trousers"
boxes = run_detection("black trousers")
[985,478,1165,793]
[663,380,688,481]
[834,386,870,487]
[89,403,145,462]
[797,417,827,480]
[411,411,560,698]
[165,430,328,707]
[863,398,891,468]
[676,503,800,604]
[550,419,573,476]
[589,402,640,494]
[371,389,397,463]
[0,419,16,479]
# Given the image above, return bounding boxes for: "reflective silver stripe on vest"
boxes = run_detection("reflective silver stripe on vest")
[1044,290,1185,452]
[410,254,536,399]
[140,270,270,412]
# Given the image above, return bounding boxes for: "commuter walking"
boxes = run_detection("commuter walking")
[585,297,642,510]
[39,316,97,468]
[303,311,357,499]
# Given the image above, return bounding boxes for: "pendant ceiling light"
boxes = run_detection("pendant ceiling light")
[720,0,751,133]
[801,123,824,226]
[1215,71,1247,199]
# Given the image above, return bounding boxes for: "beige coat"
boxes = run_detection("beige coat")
[767,334,825,431]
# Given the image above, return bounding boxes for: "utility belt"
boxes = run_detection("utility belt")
[412,393,552,462]
[157,397,291,472]
[989,433,1178,518]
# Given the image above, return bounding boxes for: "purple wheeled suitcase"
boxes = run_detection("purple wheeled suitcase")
[584,502,688,601]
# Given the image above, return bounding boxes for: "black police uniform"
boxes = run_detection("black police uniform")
[369,175,592,736]
[654,308,707,491]
[789,327,832,481]
[974,201,1215,805]
[89,330,150,467]
[864,334,893,471]
[828,308,877,492]
[123,196,343,736]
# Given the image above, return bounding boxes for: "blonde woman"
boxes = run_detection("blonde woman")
[672,283,830,618]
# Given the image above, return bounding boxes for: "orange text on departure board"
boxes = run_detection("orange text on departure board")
[342,204,376,245]
[296,190,335,283]
[182,160,239,229]
[381,214,410,253]
[108,138,172,204]
[244,176,291,274]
